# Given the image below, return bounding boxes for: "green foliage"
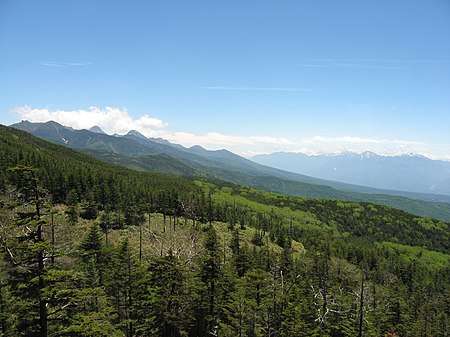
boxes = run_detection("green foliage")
[209,184,449,254]
[0,124,449,336]
[80,224,103,254]
[136,254,192,336]
[376,241,450,270]
[11,121,450,221]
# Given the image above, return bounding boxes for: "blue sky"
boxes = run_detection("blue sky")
[1,0,449,158]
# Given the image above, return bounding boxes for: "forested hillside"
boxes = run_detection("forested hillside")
[12,120,450,221]
[1,124,449,336]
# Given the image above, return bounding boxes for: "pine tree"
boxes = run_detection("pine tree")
[69,223,119,336]
[108,239,137,337]
[203,226,222,329]
[3,166,50,336]
[135,253,191,337]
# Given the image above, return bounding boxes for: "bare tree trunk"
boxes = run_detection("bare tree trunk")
[233,197,236,228]
[223,234,226,264]
[173,211,177,232]
[33,173,47,337]
[51,212,55,264]
[127,249,133,337]
[358,273,365,337]
[37,223,47,337]
[163,209,166,233]
[139,222,142,261]
[148,212,151,230]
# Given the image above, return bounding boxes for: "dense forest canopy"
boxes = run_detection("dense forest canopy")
[1,125,449,336]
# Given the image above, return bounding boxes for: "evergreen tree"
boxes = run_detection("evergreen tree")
[135,253,192,337]
[198,226,222,335]
[3,166,50,336]
[107,239,137,336]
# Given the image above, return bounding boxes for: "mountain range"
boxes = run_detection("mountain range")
[10,120,450,221]
[251,151,450,195]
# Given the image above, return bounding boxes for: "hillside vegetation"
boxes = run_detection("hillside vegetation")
[0,124,449,336]
[11,120,450,221]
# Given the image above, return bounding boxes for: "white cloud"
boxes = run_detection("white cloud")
[303,135,424,146]
[12,105,447,161]
[11,105,291,152]
[13,106,167,135]
[166,131,293,148]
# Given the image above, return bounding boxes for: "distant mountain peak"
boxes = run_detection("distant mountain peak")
[399,152,428,159]
[10,120,37,132]
[151,137,165,142]
[89,126,106,134]
[190,145,205,151]
[126,130,148,140]
[359,151,378,159]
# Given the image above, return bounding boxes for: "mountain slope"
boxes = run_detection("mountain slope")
[10,120,443,201]
[10,120,450,220]
[81,149,203,176]
[1,123,448,253]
